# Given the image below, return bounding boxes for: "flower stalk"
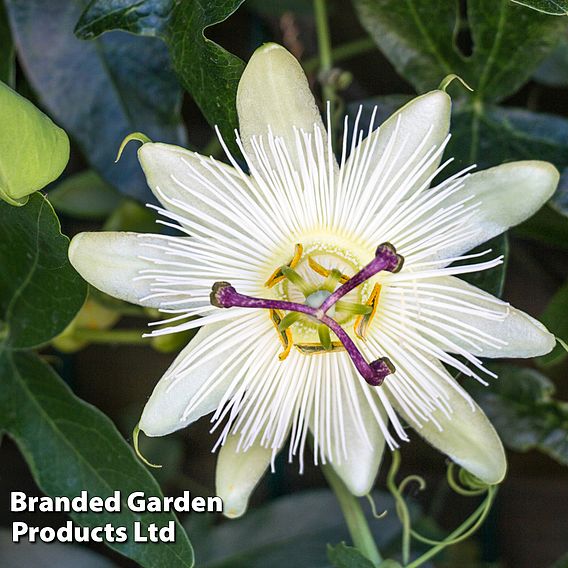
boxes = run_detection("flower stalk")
[322,463,383,566]
[313,0,335,107]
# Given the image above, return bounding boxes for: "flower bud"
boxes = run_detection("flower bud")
[52,298,120,353]
[0,81,69,206]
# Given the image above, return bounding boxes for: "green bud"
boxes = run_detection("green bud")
[52,298,120,353]
[0,81,69,206]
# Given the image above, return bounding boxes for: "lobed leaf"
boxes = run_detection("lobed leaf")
[74,0,245,151]
[448,102,568,173]
[0,194,87,349]
[353,0,565,102]
[0,349,194,568]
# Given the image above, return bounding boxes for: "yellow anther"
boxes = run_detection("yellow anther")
[269,309,293,360]
[265,243,304,288]
[307,256,349,283]
[354,283,382,341]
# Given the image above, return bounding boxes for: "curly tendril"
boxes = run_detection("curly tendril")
[384,451,498,568]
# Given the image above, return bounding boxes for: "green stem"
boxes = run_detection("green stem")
[72,328,150,345]
[304,37,376,74]
[313,0,335,106]
[322,464,382,566]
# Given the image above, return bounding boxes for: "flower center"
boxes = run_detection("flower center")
[305,290,332,309]
[210,242,405,387]
[268,247,374,348]
[279,248,359,326]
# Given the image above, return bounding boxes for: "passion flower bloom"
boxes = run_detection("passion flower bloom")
[69,43,558,518]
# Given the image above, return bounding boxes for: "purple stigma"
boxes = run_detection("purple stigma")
[210,242,403,387]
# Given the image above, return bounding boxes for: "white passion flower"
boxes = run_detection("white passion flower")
[69,43,558,518]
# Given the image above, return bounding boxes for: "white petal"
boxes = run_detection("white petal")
[386,360,506,485]
[345,90,451,196]
[216,434,272,518]
[417,275,555,358]
[69,231,180,308]
[138,142,262,236]
[437,161,559,259]
[328,380,387,496]
[140,316,261,436]
[237,43,333,171]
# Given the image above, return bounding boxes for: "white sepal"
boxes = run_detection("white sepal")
[387,359,507,485]
[69,231,180,308]
[216,434,273,518]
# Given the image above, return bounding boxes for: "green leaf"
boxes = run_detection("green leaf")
[449,102,568,173]
[515,204,568,248]
[327,543,375,568]
[352,0,460,94]
[74,0,245,151]
[538,280,568,366]
[448,102,568,245]
[48,170,122,220]
[0,349,194,568]
[0,82,69,206]
[353,0,564,101]
[512,0,568,15]
[76,0,173,37]
[5,0,186,203]
[0,1,14,85]
[469,364,568,465]
[165,0,245,149]
[350,95,568,180]
[0,194,87,349]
